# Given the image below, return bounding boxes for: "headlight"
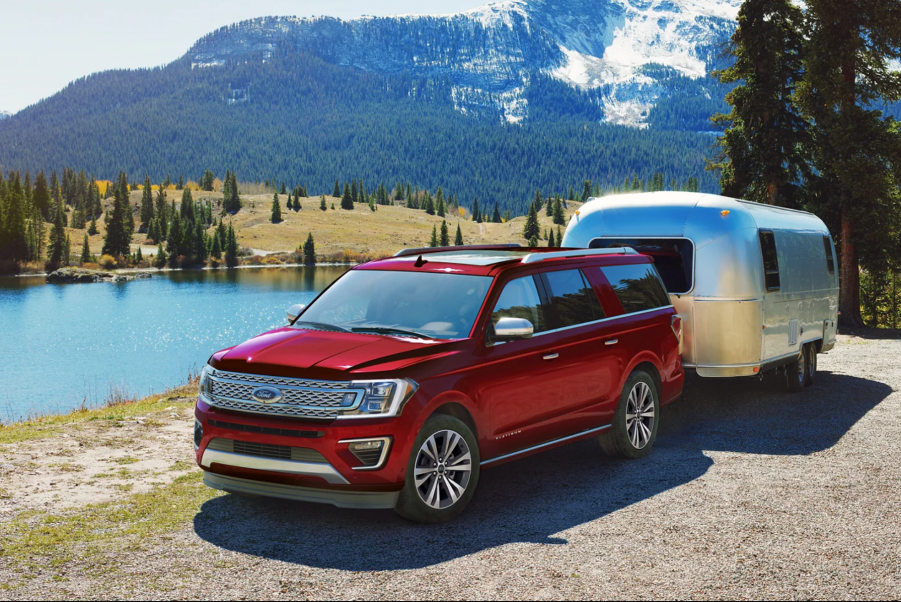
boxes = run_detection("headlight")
[337,379,418,419]
[199,365,213,400]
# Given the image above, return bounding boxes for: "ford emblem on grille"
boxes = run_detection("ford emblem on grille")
[251,386,283,404]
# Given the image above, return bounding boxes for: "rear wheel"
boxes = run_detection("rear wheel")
[599,370,660,460]
[785,349,806,392]
[805,343,817,386]
[394,414,480,524]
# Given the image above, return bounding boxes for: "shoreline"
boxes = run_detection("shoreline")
[0,261,357,280]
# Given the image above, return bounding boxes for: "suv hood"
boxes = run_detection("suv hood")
[212,327,455,377]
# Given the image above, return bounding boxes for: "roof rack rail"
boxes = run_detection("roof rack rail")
[394,244,522,258]
[520,247,638,264]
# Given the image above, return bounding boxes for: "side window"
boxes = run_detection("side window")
[601,264,671,314]
[759,230,781,291]
[490,276,547,333]
[823,236,835,276]
[542,269,605,328]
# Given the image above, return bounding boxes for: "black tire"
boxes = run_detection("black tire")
[598,370,660,460]
[805,343,817,387]
[394,414,480,524]
[785,350,806,392]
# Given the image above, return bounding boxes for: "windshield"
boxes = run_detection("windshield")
[295,270,492,340]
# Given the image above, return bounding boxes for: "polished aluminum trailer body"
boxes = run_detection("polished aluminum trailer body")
[562,192,839,377]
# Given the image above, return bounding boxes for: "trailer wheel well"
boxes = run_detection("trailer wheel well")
[634,362,662,398]
[431,403,478,439]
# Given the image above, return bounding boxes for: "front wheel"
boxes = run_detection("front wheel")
[805,343,817,386]
[598,370,660,460]
[394,414,480,523]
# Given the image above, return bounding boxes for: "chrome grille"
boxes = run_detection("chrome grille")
[205,369,362,420]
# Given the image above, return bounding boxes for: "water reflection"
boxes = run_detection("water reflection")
[0,266,349,421]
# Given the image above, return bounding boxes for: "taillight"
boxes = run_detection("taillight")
[671,314,683,355]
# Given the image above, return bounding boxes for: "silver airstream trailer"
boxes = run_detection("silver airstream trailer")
[562,192,839,391]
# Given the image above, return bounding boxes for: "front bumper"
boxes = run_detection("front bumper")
[194,398,415,500]
[202,471,399,509]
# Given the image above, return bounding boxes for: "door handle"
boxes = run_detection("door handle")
[605,339,619,346]
[543,353,559,361]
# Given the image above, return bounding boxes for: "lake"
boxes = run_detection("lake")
[0,266,349,422]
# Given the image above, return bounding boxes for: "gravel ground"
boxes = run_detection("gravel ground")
[2,333,900,600]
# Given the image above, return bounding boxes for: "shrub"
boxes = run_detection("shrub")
[99,255,118,270]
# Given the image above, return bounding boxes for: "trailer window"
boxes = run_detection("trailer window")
[759,230,781,291]
[600,264,671,314]
[589,238,693,294]
[823,236,835,275]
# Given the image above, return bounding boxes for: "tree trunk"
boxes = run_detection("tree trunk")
[839,209,864,327]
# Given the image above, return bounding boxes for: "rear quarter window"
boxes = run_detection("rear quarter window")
[600,264,671,314]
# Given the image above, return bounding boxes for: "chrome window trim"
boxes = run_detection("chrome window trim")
[338,436,393,471]
[530,305,675,338]
[481,424,612,466]
[200,449,350,485]
[589,236,697,295]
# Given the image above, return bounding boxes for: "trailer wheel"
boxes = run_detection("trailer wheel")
[785,351,806,393]
[805,343,817,386]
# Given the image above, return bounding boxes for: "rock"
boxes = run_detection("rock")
[46,268,152,284]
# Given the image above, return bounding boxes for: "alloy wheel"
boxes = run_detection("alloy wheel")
[413,429,473,510]
[625,382,656,450]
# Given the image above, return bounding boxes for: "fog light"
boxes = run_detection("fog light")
[341,437,392,470]
[194,419,203,450]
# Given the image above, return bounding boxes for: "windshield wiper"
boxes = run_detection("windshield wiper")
[351,327,432,340]
[294,321,350,333]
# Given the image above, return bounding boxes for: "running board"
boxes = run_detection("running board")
[481,424,612,467]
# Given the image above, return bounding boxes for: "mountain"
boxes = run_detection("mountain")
[0,0,741,213]
[189,0,740,127]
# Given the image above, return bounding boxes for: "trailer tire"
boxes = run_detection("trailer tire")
[785,351,806,393]
[805,344,817,387]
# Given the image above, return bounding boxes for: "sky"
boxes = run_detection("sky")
[0,0,488,114]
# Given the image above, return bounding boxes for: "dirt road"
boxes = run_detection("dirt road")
[1,333,899,600]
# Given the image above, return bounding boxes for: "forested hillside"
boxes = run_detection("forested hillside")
[0,50,719,216]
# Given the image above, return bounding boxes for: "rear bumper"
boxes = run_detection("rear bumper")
[203,471,399,509]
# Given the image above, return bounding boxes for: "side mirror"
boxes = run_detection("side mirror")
[287,304,306,323]
[489,317,534,344]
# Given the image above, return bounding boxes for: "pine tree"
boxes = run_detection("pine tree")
[429,225,438,248]
[271,193,282,223]
[471,198,481,223]
[176,175,184,190]
[155,242,167,269]
[280,181,287,195]
[582,180,593,201]
[201,170,215,191]
[88,213,98,236]
[528,234,539,248]
[341,183,354,210]
[523,202,540,240]
[351,180,358,203]
[320,195,327,211]
[454,224,464,246]
[225,222,239,268]
[166,215,182,265]
[799,0,901,326]
[440,221,449,246]
[709,0,808,206]
[47,198,68,270]
[548,229,556,248]
[545,194,554,216]
[557,226,563,246]
[492,203,501,223]
[180,188,194,221]
[436,187,446,217]
[333,180,341,198]
[568,185,575,201]
[139,175,154,232]
[553,196,565,225]
[533,189,543,213]
[302,232,316,265]
[33,171,50,221]
[210,231,222,260]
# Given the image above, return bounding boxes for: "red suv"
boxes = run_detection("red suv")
[194,246,684,522]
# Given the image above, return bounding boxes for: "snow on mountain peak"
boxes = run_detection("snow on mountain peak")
[188,0,741,126]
